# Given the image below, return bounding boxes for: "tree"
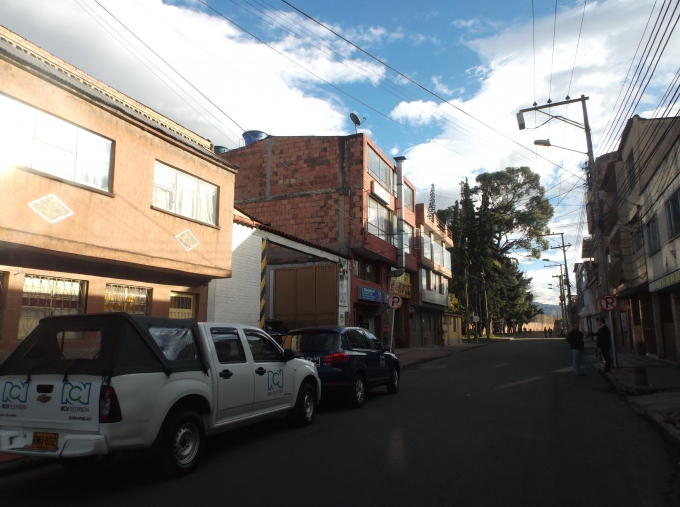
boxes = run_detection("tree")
[428,184,436,219]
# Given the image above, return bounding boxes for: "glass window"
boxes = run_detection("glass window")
[444,249,452,270]
[149,327,198,361]
[433,240,444,266]
[646,215,660,254]
[19,275,86,340]
[245,330,281,362]
[153,161,218,225]
[363,330,383,350]
[347,330,370,349]
[367,148,393,192]
[367,198,393,243]
[423,234,432,260]
[0,94,112,192]
[403,223,414,255]
[421,268,429,290]
[404,185,414,210]
[104,284,151,315]
[631,226,644,253]
[354,259,377,282]
[666,191,680,239]
[211,328,246,363]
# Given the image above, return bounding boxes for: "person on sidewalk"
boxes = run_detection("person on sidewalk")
[544,327,548,337]
[566,322,585,375]
[588,316,612,372]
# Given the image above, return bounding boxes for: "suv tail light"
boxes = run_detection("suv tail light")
[99,385,122,423]
[323,352,349,365]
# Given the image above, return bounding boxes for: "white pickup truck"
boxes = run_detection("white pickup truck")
[0,313,320,476]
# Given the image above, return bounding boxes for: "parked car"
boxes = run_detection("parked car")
[281,326,400,409]
[0,313,320,476]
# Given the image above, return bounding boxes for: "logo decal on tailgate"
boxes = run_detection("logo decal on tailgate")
[2,381,29,403]
[61,382,92,406]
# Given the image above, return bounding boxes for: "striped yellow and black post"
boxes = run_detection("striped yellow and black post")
[260,238,267,329]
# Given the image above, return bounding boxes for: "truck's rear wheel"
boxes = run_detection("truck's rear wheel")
[159,410,205,477]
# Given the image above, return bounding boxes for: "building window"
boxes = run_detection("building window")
[666,191,680,239]
[646,214,660,254]
[367,198,393,244]
[368,148,393,192]
[631,225,644,252]
[354,259,377,282]
[19,275,87,340]
[104,284,151,315]
[433,240,444,266]
[403,223,414,255]
[0,93,113,192]
[169,292,196,319]
[421,268,430,290]
[423,233,433,260]
[444,249,452,270]
[153,161,218,225]
[404,185,414,211]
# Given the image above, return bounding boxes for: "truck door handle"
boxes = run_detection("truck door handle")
[219,369,234,379]
[255,367,266,376]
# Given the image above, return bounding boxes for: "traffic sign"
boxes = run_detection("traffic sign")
[599,294,619,312]
[472,316,480,323]
[388,294,403,309]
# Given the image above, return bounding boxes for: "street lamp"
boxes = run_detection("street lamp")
[534,139,587,154]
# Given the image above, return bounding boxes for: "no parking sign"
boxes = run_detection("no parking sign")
[599,294,619,312]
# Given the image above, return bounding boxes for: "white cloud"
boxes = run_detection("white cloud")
[431,76,460,96]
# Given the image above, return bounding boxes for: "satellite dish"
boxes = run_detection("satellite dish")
[350,113,366,133]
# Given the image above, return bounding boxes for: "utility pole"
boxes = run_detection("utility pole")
[519,94,617,367]
[465,268,470,342]
[481,269,490,340]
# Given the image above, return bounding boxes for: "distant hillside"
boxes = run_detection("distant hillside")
[536,303,562,316]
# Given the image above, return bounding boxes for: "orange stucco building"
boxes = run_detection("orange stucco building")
[0,27,237,361]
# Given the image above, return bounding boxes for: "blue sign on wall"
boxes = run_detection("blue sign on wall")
[359,286,382,302]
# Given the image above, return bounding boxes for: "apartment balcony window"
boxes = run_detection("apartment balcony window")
[367,197,394,244]
[153,161,218,226]
[19,275,87,340]
[645,214,660,254]
[423,234,432,261]
[368,148,393,193]
[404,185,414,211]
[104,284,151,315]
[403,223,414,255]
[666,190,680,239]
[0,93,113,192]
[354,259,377,283]
[433,240,443,266]
[444,249,452,270]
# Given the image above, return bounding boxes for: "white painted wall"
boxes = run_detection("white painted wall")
[207,223,261,326]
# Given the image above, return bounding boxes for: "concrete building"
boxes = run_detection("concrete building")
[221,133,453,348]
[0,27,237,361]
[586,115,680,363]
[207,209,350,330]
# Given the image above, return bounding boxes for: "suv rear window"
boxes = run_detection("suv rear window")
[20,328,102,361]
[283,332,340,352]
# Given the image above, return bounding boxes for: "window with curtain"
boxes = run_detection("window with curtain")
[153,161,218,225]
[367,148,393,192]
[404,185,414,210]
[367,198,393,243]
[0,93,113,192]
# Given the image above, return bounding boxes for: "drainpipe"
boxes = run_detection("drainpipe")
[394,156,406,270]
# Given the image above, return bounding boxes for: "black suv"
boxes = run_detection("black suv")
[282,326,400,408]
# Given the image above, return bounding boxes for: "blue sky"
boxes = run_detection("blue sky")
[2,0,678,306]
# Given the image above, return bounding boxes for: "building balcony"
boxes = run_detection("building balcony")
[421,289,449,307]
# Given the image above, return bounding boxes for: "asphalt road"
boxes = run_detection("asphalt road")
[1,339,679,507]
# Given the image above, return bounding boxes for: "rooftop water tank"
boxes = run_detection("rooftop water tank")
[214,146,229,155]
[243,130,268,146]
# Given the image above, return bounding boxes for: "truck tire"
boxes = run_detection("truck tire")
[158,409,205,477]
[347,373,366,409]
[288,382,316,426]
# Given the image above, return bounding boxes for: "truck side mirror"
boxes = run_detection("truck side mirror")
[283,349,295,362]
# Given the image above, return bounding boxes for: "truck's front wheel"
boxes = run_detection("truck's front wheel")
[158,410,205,477]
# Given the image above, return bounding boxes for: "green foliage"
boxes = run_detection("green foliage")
[440,167,553,335]
[428,184,436,218]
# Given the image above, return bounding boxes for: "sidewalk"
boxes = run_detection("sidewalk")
[585,343,680,450]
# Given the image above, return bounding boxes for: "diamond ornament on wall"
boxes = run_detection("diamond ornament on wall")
[28,194,74,223]
[175,229,199,251]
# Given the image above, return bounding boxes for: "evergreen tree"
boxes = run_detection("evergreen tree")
[428,184,436,219]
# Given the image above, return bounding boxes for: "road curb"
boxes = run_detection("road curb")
[402,344,487,370]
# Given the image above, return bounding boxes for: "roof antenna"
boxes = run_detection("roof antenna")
[350,113,366,134]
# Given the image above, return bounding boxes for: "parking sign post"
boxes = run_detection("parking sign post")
[387,295,402,353]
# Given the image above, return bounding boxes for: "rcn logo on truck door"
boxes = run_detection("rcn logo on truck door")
[267,370,283,391]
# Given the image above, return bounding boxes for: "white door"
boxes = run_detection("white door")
[207,327,254,424]
[243,329,294,415]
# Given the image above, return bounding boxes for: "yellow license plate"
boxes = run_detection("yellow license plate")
[32,432,58,450]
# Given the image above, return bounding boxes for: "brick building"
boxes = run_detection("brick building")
[221,133,453,347]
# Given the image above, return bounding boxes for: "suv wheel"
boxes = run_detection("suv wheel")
[347,373,366,409]
[387,365,399,393]
[158,410,205,477]
[289,382,316,426]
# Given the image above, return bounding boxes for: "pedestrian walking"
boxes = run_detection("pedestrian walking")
[588,316,612,372]
[548,328,552,338]
[566,322,585,375]
[543,327,548,337]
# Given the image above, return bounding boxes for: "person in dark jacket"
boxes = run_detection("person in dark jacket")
[566,322,585,375]
[588,316,612,372]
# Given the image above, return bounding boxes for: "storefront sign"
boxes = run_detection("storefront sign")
[359,285,382,302]
[388,273,411,298]
[649,268,680,292]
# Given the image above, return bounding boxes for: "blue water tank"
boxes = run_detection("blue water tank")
[243,130,268,146]
[214,146,229,155]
